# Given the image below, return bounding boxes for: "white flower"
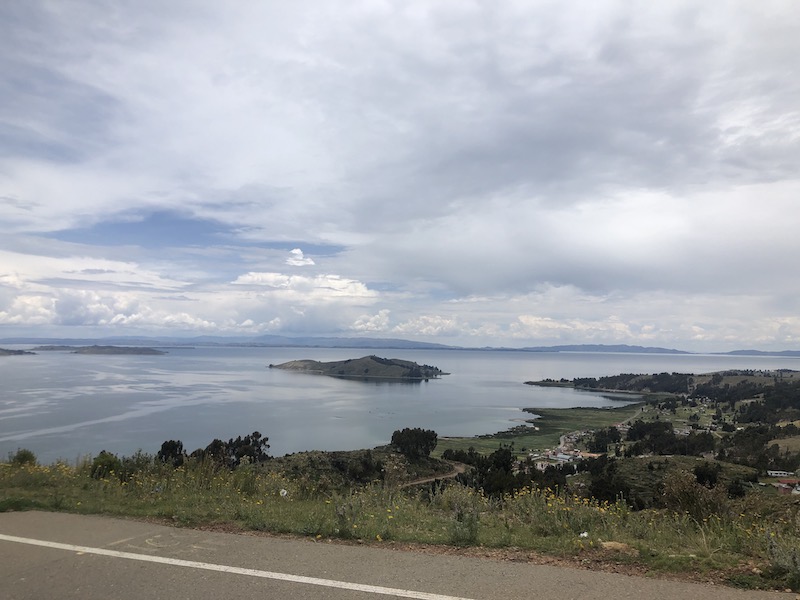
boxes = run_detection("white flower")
[280,489,288,497]
[579,531,589,538]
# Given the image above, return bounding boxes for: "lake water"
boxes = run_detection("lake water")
[2,346,799,463]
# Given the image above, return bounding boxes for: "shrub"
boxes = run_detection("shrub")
[661,469,729,521]
[90,450,122,480]
[433,484,482,545]
[10,448,37,466]
[768,535,800,591]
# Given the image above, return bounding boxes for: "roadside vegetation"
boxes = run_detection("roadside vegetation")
[3,370,800,591]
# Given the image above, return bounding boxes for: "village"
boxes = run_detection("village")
[524,423,800,496]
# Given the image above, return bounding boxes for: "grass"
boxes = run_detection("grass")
[436,405,643,457]
[2,453,799,591]
[769,436,800,454]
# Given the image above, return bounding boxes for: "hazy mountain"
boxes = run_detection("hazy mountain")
[2,336,798,356]
[518,344,691,354]
[721,349,800,357]
[0,335,453,350]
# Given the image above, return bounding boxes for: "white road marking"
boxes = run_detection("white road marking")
[0,533,475,600]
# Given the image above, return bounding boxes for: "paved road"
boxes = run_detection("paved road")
[0,511,792,599]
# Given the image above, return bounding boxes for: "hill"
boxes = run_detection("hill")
[269,355,446,380]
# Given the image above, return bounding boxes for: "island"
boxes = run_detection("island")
[0,348,35,356]
[33,345,167,355]
[268,355,446,380]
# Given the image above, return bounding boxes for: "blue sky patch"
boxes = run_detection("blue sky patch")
[47,211,243,248]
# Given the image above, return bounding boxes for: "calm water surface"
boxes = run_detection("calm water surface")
[2,347,799,462]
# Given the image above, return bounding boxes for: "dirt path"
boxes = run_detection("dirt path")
[401,461,467,488]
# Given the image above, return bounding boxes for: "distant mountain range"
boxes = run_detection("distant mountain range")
[0,334,451,350]
[518,343,692,354]
[1,335,799,357]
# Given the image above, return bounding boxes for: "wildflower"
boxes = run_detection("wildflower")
[280,489,288,498]
[579,531,589,538]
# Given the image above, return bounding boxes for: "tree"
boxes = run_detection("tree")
[693,461,721,487]
[391,427,437,460]
[157,439,185,467]
[192,431,270,468]
[10,448,37,466]
[587,426,621,453]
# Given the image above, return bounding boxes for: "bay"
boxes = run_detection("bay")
[2,346,799,463]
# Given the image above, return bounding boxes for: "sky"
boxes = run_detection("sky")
[1,1,799,351]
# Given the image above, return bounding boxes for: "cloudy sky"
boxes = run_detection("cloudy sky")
[1,1,798,351]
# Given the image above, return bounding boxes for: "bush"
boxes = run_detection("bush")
[768,535,800,591]
[661,469,729,521]
[10,448,37,466]
[90,450,122,480]
[119,450,155,481]
[693,461,722,487]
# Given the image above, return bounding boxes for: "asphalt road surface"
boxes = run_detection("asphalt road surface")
[0,511,792,599]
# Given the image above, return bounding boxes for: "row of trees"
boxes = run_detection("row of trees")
[572,372,691,394]
[156,431,271,469]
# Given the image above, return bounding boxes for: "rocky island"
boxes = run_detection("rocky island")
[269,355,446,380]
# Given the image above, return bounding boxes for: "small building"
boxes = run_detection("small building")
[767,470,794,478]
[778,478,800,487]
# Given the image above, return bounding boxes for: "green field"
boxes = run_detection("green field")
[435,404,643,457]
[769,436,800,454]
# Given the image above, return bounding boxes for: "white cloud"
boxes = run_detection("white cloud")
[392,315,464,337]
[286,248,315,266]
[0,295,56,326]
[231,272,376,301]
[351,309,391,332]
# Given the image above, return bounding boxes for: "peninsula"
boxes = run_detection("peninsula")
[33,345,167,355]
[269,355,446,380]
[0,348,35,356]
